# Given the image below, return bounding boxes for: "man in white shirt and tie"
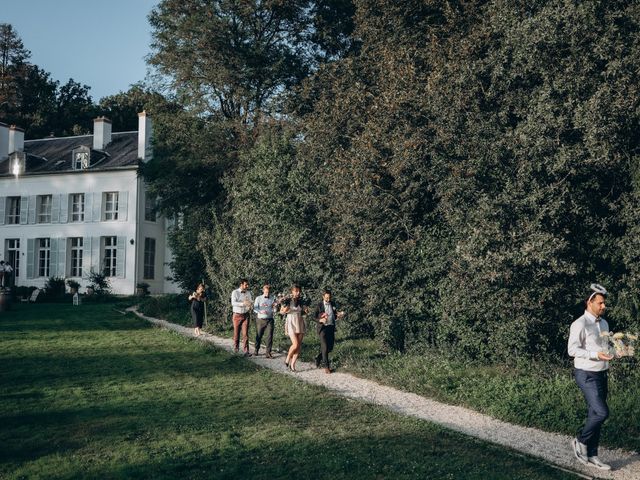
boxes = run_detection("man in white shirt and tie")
[568,283,614,471]
[231,279,253,355]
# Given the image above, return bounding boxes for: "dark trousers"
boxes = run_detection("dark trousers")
[574,369,609,457]
[232,313,250,352]
[254,317,274,354]
[316,324,335,368]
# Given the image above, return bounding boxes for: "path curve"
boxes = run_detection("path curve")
[127,308,640,480]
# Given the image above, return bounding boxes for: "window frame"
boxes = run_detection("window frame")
[6,196,21,224]
[102,236,117,277]
[143,237,156,280]
[37,238,51,277]
[103,192,119,221]
[37,195,53,224]
[69,237,83,277]
[70,193,85,222]
[5,238,20,277]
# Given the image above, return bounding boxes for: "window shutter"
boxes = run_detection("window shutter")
[92,193,102,222]
[92,236,101,273]
[0,197,5,225]
[84,193,93,222]
[116,236,126,278]
[60,194,69,223]
[58,238,67,278]
[82,237,92,277]
[28,196,36,224]
[51,194,61,223]
[20,196,28,224]
[50,238,59,277]
[27,238,35,279]
[118,191,128,221]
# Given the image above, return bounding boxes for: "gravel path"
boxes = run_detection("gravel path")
[128,308,640,480]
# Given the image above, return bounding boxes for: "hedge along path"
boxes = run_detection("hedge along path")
[127,308,640,480]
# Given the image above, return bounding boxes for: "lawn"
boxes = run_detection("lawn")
[0,303,578,479]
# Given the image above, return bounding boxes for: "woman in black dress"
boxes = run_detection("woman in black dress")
[189,283,207,336]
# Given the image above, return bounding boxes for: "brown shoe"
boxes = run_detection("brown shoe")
[324,368,331,374]
[265,352,273,359]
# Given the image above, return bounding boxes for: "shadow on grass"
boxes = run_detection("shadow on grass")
[0,303,579,480]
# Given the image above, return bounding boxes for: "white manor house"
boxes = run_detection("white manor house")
[0,114,180,295]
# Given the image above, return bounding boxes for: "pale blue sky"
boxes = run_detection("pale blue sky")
[1,0,158,101]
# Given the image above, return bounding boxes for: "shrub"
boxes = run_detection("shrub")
[66,279,80,292]
[44,277,66,298]
[87,270,111,296]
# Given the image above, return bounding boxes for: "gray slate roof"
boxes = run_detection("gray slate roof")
[0,132,139,177]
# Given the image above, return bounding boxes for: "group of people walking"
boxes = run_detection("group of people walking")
[189,279,618,469]
[189,279,343,374]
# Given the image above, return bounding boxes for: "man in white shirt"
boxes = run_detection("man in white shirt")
[231,279,253,355]
[568,283,613,471]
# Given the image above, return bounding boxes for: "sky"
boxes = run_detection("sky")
[1,0,158,101]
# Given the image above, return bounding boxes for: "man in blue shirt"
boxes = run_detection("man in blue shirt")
[253,284,275,358]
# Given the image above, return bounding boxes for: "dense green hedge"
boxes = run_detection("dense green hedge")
[149,0,640,361]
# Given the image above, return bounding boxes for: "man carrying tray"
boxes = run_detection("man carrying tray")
[568,283,614,471]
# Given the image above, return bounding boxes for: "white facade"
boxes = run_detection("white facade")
[0,116,180,295]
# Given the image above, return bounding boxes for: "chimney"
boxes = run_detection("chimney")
[8,125,24,153]
[0,122,8,160]
[138,111,152,162]
[93,116,112,150]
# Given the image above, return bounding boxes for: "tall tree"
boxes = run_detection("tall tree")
[0,23,31,120]
[53,79,96,136]
[98,83,169,132]
[145,0,356,289]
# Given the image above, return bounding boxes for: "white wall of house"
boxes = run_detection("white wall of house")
[1,169,144,294]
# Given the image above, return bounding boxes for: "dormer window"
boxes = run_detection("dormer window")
[72,146,90,170]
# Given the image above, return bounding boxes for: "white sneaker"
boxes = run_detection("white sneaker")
[572,438,588,465]
[587,456,612,471]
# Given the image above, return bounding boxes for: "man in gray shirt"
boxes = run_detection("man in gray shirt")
[568,283,614,471]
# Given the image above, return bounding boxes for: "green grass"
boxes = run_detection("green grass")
[0,303,578,479]
[136,296,640,453]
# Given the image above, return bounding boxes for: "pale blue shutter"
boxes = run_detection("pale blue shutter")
[84,193,93,222]
[82,237,92,277]
[58,238,67,278]
[28,196,36,224]
[118,191,128,221]
[92,193,102,222]
[51,194,61,223]
[92,236,101,273]
[49,238,58,277]
[20,196,28,224]
[26,238,35,279]
[60,194,69,223]
[0,197,5,225]
[116,236,126,278]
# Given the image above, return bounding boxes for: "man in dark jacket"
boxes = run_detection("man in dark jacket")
[314,289,344,374]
